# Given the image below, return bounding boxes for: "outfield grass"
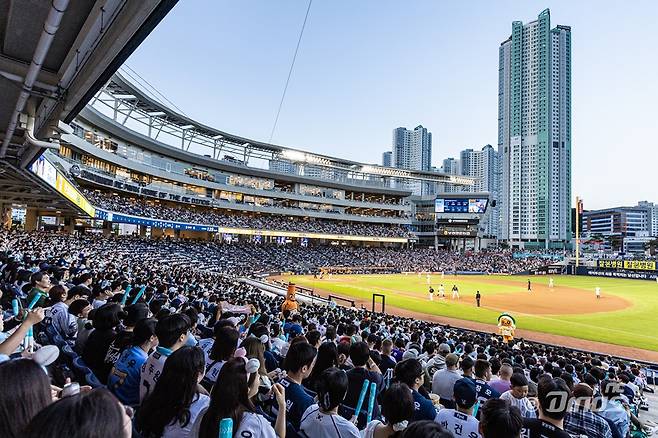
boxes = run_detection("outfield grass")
[287,274,658,352]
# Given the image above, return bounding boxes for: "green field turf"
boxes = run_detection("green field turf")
[287,274,658,352]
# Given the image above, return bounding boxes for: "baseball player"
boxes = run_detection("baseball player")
[439,284,446,299]
[428,286,435,301]
[595,286,601,299]
[452,284,460,299]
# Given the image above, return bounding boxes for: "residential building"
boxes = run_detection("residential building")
[498,9,572,248]
[392,125,432,195]
[460,145,500,237]
[382,151,392,167]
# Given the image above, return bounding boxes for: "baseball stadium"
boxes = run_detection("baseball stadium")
[0,2,657,438]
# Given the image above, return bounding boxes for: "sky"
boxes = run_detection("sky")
[124,0,658,210]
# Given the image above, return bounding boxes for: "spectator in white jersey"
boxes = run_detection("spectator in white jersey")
[137,346,209,437]
[436,377,482,438]
[139,313,191,402]
[201,324,239,390]
[362,382,415,438]
[300,367,361,437]
[45,284,77,339]
[196,357,286,438]
[499,372,537,418]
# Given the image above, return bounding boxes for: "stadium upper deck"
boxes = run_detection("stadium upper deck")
[18,73,484,244]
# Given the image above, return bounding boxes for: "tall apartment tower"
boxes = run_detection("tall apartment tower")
[498,9,572,248]
[460,145,500,237]
[438,157,460,193]
[382,151,392,167]
[392,125,432,195]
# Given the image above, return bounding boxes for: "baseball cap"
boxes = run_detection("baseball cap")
[453,378,477,408]
[439,343,451,354]
[445,353,459,367]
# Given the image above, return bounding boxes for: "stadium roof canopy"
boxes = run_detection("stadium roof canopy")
[0,0,178,211]
[90,72,476,188]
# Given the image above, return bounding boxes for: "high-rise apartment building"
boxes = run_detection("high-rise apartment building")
[498,9,572,248]
[438,157,460,193]
[391,125,432,195]
[460,145,500,237]
[382,151,392,167]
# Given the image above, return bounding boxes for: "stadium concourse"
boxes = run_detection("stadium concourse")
[1,229,657,438]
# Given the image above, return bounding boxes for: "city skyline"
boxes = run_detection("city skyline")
[124,1,658,210]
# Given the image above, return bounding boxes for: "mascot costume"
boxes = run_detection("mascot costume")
[281,283,298,313]
[497,313,516,344]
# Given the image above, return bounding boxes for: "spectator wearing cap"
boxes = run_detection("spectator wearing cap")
[563,383,613,438]
[394,358,439,422]
[500,372,536,418]
[432,353,461,409]
[490,363,513,394]
[436,377,481,438]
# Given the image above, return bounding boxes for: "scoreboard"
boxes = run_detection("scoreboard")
[435,198,488,214]
[596,259,656,271]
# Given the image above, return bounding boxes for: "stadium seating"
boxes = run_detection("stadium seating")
[0,229,655,438]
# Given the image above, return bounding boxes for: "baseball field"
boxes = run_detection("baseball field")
[279,274,658,361]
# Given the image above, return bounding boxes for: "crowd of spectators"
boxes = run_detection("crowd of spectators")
[0,229,654,438]
[83,190,414,238]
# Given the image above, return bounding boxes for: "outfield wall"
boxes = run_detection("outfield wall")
[577,267,658,281]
